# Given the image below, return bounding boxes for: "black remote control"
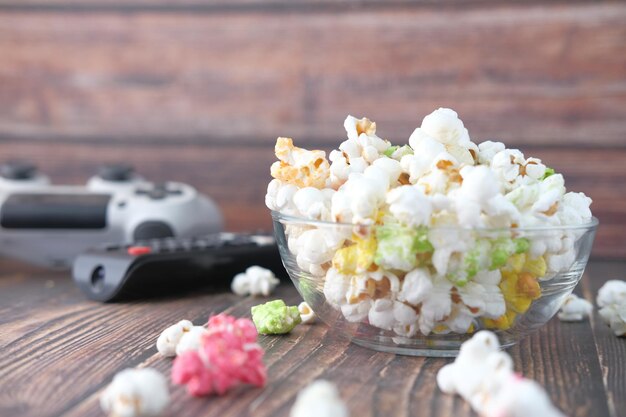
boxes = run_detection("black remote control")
[72,232,285,302]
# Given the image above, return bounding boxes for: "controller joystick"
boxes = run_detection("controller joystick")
[0,160,50,190]
[97,163,136,182]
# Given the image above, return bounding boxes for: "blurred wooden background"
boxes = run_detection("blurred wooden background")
[0,0,624,258]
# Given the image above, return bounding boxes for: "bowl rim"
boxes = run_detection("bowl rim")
[270,210,599,232]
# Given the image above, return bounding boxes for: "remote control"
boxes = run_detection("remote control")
[72,232,284,302]
[0,161,223,268]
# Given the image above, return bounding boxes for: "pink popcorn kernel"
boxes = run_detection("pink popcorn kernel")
[171,313,267,396]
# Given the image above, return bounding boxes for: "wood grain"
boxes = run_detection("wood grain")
[0,260,623,417]
[0,3,625,145]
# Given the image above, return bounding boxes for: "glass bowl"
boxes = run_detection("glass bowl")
[271,210,598,357]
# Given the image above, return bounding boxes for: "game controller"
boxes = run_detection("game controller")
[0,161,223,268]
[73,232,283,302]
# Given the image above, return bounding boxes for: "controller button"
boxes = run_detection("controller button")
[133,221,175,241]
[0,161,38,180]
[127,246,152,256]
[97,163,135,182]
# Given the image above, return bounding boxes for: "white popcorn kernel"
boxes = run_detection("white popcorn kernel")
[386,185,432,227]
[290,380,349,417]
[156,319,194,357]
[298,301,316,324]
[597,280,626,336]
[597,280,626,307]
[436,331,504,399]
[341,299,372,323]
[480,374,566,417]
[293,187,334,221]
[231,266,280,297]
[265,179,298,214]
[100,368,169,417]
[368,299,396,330]
[175,326,208,356]
[477,141,505,165]
[437,331,565,417]
[557,294,593,321]
[323,268,350,307]
[331,170,387,224]
[420,108,471,146]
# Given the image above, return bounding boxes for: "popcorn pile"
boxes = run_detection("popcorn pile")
[171,314,267,396]
[266,108,594,337]
[437,331,564,417]
[597,280,626,336]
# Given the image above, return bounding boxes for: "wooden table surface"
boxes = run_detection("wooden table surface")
[0,259,624,417]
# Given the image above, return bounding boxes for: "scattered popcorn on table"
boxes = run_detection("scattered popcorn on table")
[298,301,316,324]
[557,293,593,322]
[172,314,266,396]
[597,280,626,336]
[100,368,169,417]
[231,266,280,297]
[266,108,594,338]
[437,331,565,417]
[251,299,302,334]
[156,319,193,357]
[290,380,349,417]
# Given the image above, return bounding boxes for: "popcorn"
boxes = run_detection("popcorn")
[271,137,330,189]
[328,116,390,188]
[266,108,594,338]
[251,299,302,334]
[231,266,280,297]
[557,293,593,321]
[156,319,194,357]
[298,301,316,324]
[172,314,266,396]
[597,280,626,336]
[437,331,564,417]
[101,368,169,417]
[175,326,209,356]
[290,380,349,417]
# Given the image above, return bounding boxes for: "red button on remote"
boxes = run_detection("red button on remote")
[127,246,152,256]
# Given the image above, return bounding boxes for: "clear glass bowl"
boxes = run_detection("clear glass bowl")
[272,210,598,357]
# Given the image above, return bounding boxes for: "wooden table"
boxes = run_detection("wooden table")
[0,259,624,417]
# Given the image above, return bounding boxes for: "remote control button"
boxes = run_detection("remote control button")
[97,163,135,182]
[0,161,38,180]
[127,246,152,256]
[133,221,175,241]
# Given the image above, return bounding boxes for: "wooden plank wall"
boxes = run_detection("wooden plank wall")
[0,0,625,258]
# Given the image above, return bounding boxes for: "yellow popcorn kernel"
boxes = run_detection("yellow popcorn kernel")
[499,270,537,314]
[523,256,547,278]
[466,323,476,334]
[433,324,449,334]
[507,253,526,273]
[332,235,377,275]
[270,137,330,189]
[482,311,517,330]
[516,272,541,300]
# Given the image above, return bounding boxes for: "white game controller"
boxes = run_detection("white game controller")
[0,162,223,268]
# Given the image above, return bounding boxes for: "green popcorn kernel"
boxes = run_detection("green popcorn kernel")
[375,225,433,271]
[542,167,555,180]
[383,146,399,157]
[514,238,530,254]
[464,239,491,278]
[251,299,302,335]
